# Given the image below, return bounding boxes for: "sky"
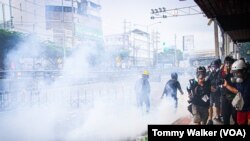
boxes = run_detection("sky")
[100,0,215,52]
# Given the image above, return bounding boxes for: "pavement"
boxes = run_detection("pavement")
[172,115,193,125]
[172,115,225,125]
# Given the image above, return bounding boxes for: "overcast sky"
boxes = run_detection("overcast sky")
[100,0,215,52]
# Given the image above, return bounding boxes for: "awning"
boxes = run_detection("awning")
[194,0,250,42]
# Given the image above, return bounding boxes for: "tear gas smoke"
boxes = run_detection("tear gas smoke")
[0,36,189,141]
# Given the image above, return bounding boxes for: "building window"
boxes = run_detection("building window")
[46,6,75,13]
[77,1,87,15]
[89,1,101,9]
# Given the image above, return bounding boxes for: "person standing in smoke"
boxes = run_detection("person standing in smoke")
[187,66,211,125]
[161,72,184,110]
[223,59,250,125]
[220,56,237,125]
[207,59,223,125]
[135,70,151,113]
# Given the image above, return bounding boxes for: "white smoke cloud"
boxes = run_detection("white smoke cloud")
[0,34,188,141]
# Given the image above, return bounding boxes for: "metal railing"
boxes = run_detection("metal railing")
[0,75,136,111]
[0,68,183,111]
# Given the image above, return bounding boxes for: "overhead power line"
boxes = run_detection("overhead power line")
[150,5,204,19]
[0,1,45,18]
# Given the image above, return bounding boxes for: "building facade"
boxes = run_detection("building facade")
[0,0,104,70]
[45,0,103,49]
[0,0,103,49]
[105,28,157,68]
[0,0,51,40]
[0,0,12,29]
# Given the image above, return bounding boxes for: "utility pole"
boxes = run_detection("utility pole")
[2,4,5,29]
[9,0,13,29]
[133,22,161,67]
[155,31,160,66]
[146,26,150,66]
[123,19,127,49]
[71,0,74,47]
[152,30,160,67]
[152,31,156,66]
[123,20,133,67]
[174,34,177,66]
[61,0,65,64]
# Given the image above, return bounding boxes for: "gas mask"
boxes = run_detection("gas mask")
[230,77,243,83]
[231,72,244,83]
[196,72,206,85]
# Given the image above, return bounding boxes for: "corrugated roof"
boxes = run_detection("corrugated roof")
[131,29,149,36]
[195,0,250,42]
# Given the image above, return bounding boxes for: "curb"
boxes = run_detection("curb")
[172,116,192,125]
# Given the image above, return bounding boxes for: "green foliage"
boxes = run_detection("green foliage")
[0,29,67,70]
[41,40,64,58]
[0,29,23,69]
[119,49,130,60]
[136,135,148,141]
[159,48,183,64]
[176,49,183,61]
[163,47,174,53]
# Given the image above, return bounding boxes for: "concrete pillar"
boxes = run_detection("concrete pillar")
[214,20,219,58]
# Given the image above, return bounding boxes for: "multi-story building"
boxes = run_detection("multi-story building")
[0,0,51,40]
[0,1,12,29]
[131,29,151,67]
[105,28,157,68]
[45,0,103,49]
[45,0,76,48]
[0,0,103,48]
[0,0,104,70]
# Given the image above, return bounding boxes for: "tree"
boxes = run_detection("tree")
[0,29,69,70]
[0,29,23,69]
[158,47,183,65]
[176,49,183,61]
[119,49,130,60]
